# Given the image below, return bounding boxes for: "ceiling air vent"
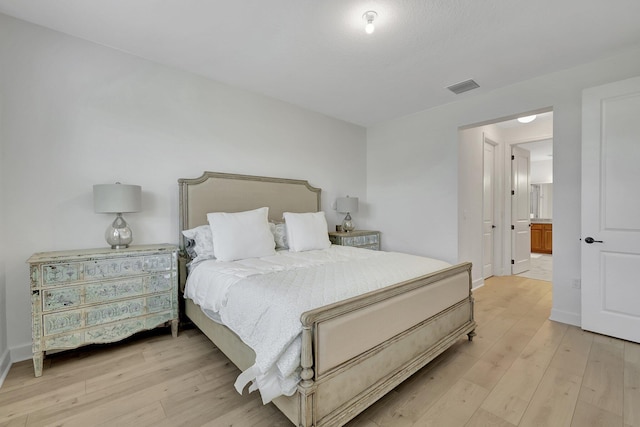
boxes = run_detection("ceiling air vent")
[446,79,480,95]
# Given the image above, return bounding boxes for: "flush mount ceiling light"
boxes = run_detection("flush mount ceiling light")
[363,10,378,34]
[517,114,537,124]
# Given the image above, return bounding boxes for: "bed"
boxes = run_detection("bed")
[178,171,476,427]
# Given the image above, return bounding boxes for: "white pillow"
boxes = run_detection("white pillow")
[182,225,215,263]
[283,211,331,252]
[207,207,276,262]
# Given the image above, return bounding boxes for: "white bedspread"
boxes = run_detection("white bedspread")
[184,245,451,404]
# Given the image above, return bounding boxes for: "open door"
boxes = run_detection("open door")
[511,146,531,274]
[581,76,640,343]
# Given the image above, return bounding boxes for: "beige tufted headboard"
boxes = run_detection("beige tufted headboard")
[178,171,321,251]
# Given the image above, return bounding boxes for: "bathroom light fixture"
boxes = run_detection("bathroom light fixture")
[517,114,537,124]
[363,11,377,34]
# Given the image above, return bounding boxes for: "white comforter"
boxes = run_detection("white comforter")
[184,245,450,404]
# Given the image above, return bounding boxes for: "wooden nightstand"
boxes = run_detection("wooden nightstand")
[329,230,380,250]
[27,244,178,377]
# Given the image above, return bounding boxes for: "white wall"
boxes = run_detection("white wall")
[0,14,367,360]
[531,160,553,184]
[368,46,640,326]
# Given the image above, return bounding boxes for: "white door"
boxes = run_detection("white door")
[581,76,640,343]
[511,146,531,274]
[483,139,496,278]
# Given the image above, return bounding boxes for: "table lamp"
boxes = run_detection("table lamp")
[93,182,142,249]
[336,196,359,232]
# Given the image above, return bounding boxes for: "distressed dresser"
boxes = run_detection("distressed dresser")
[27,244,178,377]
[328,230,381,250]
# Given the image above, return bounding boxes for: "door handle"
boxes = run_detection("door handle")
[584,237,604,244]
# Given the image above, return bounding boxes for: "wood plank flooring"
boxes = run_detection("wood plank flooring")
[1,275,638,426]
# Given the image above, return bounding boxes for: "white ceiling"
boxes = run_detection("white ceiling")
[1,1,640,126]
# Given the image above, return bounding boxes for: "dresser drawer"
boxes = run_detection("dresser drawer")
[83,253,173,280]
[43,319,149,348]
[145,273,174,293]
[147,293,173,313]
[42,298,141,335]
[41,273,174,312]
[42,310,83,336]
[42,287,82,312]
[42,293,173,336]
[329,231,381,250]
[85,318,147,343]
[84,277,145,305]
[39,253,173,287]
[43,312,175,350]
[41,263,84,286]
[339,234,379,247]
[85,298,146,328]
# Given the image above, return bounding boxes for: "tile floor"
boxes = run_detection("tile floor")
[516,253,552,281]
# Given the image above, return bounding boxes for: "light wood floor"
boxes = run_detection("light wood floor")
[1,275,639,427]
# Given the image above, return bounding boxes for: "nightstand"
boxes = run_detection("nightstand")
[329,230,380,250]
[27,244,178,377]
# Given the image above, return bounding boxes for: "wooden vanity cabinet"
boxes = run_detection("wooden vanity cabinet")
[531,223,552,254]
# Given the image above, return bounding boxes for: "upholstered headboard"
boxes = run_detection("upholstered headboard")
[178,171,321,251]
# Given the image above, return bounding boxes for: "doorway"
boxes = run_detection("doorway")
[514,138,553,282]
[458,110,554,288]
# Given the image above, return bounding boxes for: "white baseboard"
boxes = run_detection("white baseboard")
[10,343,32,363]
[0,349,10,389]
[0,343,32,389]
[472,282,485,291]
[472,278,484,290]
[550,308,581,327]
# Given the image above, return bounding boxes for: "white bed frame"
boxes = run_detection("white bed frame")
[178,171,476,427]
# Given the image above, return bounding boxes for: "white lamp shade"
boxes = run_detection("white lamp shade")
[336,197,359,213]
[93,183,142,213]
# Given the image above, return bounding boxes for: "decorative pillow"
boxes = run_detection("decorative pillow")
[183,238,198,260]
[207,207,276,262]
[182,225,215,263]
[270,222,289,250]
[283,211,331,252]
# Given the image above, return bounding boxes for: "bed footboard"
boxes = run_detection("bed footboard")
[185,262,474,427]
[186,263,476,427]
[297,262,475,427]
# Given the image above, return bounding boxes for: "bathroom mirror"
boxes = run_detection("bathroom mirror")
[530,183,553,219]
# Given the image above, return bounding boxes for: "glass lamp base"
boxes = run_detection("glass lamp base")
[105,214,133,249]
[342,213,355,232]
